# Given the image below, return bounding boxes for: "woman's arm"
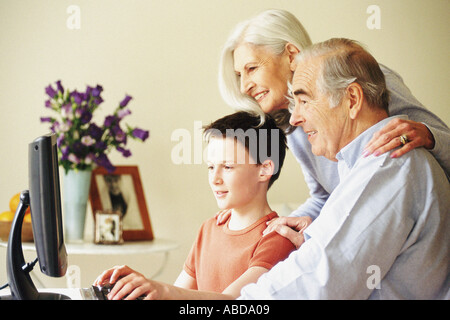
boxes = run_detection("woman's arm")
[363,118,435,158]
[364,65,450,175]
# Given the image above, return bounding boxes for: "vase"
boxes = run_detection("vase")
[63,169,92,242]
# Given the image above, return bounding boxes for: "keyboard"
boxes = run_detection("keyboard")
[80,283,145,300]
[80,283,113,300]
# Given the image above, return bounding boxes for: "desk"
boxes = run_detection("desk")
[0,287,83,300]
[0,239,179,287]
[14,238,179,256]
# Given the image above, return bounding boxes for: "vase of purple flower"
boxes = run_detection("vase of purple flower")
[63,169,92,242]
[41,80,149,242]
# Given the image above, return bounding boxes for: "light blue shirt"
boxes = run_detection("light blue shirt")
[288,65,450,221]
[240,116,450,299]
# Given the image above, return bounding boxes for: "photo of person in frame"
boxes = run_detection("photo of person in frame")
[96,174,143,230]
[95,211,123,244]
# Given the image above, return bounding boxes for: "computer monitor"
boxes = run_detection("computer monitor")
[5,133,69,300]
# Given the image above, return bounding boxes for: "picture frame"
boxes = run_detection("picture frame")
[89,165,154,241]
[94,210,123,245]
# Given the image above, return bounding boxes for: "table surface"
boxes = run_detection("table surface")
[0,238,179,255]
[0,288,84,300]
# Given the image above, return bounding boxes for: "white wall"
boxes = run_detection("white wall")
[0,0,448,288]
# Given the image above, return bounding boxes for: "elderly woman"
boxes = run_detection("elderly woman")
[217,9,450,247]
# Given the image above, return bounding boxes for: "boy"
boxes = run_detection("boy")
[93,111,295,299]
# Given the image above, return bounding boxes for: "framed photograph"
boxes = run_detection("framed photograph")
[94,210,123,244]
[89,165,154,241]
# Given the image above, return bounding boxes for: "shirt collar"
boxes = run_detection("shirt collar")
[335,115,409,171]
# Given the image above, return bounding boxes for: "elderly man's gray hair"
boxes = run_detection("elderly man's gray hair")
[296,38,390,112]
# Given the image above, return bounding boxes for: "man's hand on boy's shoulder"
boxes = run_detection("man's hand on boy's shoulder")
[263,216,312,249]
[215,209,232,225]
[215,210,312,249]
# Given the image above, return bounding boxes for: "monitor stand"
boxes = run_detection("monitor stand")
[4,190,70,300]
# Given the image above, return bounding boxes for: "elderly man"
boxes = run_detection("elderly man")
[239,38,449,299]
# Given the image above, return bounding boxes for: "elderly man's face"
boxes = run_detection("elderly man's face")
[289,58,349,161]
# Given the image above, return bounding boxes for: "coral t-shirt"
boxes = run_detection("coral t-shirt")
[183,212,296,293]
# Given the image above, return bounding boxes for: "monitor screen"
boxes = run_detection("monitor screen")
[4,133,69,300]
[29,133,67,277]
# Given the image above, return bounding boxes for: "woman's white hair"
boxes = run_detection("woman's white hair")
[218,9,312,122]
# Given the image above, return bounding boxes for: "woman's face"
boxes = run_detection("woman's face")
[233,43,295,113]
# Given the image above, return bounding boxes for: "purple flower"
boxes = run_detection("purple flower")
[117,146,132,157]
[119,95,132,108]
[42,81,150,173]
[92,85,103,97]
[81,135,95,146]
[95,141,107,151]
[56,80,64,94]
[71,91,85,105]
[68,153,80,164]
[92,96,104,105]
[132,128,149,141]
[104,115,117,127]
[95,154,115,172]
[112,125,126,143]
[45,85,57,98]
[60,146,70,161]
[72,141,84,154]
[87,123,103,140]
[60,120,72,132]
[117,108,131,119]
[85,153,96,165]
[79,108,93,124]
[50,121,60,133]
[40,117,53,123]
[62,103,72,118]
[57,135,64,147]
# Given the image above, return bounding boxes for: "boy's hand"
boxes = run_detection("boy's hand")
[108,267,164,300]
[263,216,312,249]
[93,265,157,300]
[93,264,136,287]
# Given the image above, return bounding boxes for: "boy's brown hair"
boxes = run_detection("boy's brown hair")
[204,111,287,189]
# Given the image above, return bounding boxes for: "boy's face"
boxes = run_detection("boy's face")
[207,136,263,211]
